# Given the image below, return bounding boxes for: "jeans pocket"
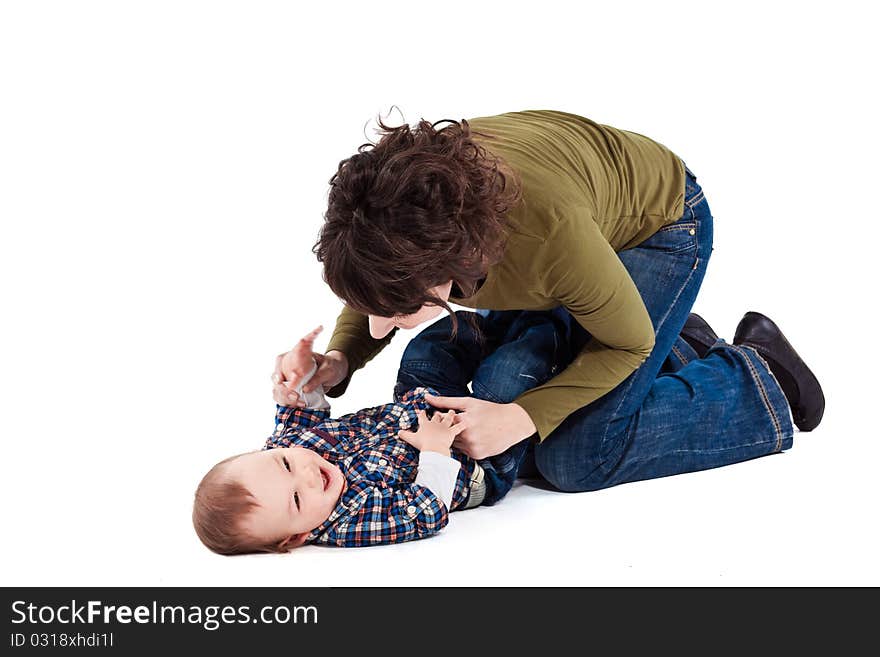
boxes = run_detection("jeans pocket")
[641,222,698,255]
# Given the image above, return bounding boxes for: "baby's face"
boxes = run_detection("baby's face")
[226,447,345,549]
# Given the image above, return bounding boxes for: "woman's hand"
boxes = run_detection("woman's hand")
[423,393,537,460]
[271,326,349,407]
[398,409,467,456]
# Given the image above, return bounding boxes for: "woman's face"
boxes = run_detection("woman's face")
[368,280,453,339]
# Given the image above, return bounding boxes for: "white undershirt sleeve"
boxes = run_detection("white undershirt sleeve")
[414,450,462,510]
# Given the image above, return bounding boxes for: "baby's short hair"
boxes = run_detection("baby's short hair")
[192,452,290,556]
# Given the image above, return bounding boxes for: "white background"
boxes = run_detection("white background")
[2,0,877,586]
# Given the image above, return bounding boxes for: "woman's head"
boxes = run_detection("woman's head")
[314,111,522,337]
[366,280,452,339]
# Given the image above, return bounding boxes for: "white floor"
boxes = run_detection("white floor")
[4,390,876,587]
[188,428,880,587]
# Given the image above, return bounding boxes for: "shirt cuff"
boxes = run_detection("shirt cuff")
[414,451,461,510]
[294,360,330,411]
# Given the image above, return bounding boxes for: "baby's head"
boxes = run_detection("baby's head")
[193,447,345,555]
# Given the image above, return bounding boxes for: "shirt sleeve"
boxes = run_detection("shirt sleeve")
[271,404,331,434]
[316,483,450,547]
[513,215,656,441]
[323,305,398,397]
[414,451,461,509]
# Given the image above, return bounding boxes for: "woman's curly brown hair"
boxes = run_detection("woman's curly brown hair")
[313,110,523,339]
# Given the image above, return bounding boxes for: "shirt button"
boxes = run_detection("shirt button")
[406,506,417,517]
[378,459,388,467]
[689,228,696,235]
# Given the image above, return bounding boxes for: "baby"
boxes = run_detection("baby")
[192,327,491,555]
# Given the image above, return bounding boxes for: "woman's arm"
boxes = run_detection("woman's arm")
[425,213,654,457]
[514,216,655,440]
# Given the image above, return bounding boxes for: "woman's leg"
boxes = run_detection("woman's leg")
[533,165,795,492]
[467,309,570,503]
[394,308,567,402]
[395,308,569,504]
[660,335,701,374]
[393,311,485,401]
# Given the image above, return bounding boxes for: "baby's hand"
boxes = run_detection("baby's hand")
[272,326,323,406]
[397,409,466,456]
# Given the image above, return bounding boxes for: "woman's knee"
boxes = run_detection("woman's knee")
[534,452,605,493]
[400,318,453,362]
[396,313,478,398]
[533,420,627,493]
[471,351,555,403]
[471,322,563,402]
[533,435,600,492]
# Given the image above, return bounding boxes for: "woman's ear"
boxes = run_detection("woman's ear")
[277,533,310,552]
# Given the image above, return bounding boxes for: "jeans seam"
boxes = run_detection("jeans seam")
[654,223,698,255]
[576,434,786,490]
[601,437,785,486]
[622,437,784,467]
[737,344,790,423]
[685,190,705,209]
[727,344,784,452]
[671,344,688,366]
[399,360,444,371]
[656,223,696,233]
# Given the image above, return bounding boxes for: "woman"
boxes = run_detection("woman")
[281,109,824,494]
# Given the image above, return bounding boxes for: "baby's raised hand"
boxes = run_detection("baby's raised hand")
[397,409,467,456]
[272,326,323,406]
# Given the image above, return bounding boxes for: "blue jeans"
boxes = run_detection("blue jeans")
[394,308,571,505]
[396,161,794,499]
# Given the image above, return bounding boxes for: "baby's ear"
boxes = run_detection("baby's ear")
[277,533,310,552]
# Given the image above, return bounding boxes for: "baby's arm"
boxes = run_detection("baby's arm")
[398,409,466,510]
[413,451,461,510]
[402,407,487,509]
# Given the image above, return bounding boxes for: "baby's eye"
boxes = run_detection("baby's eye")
[293,492,300,510]
[282,457,291,472]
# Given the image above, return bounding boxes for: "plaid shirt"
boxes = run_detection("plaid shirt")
[263,386,477,547]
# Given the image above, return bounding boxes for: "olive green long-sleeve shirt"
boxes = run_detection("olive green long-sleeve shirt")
[324,109,686,440]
